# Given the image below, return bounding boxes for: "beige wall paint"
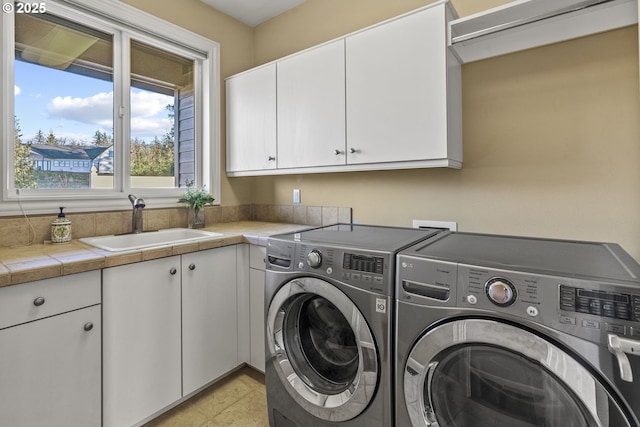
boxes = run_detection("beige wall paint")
[121,0,257,206]
[249,1,640,260]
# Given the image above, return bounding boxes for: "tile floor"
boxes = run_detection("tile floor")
[144,366,270,427]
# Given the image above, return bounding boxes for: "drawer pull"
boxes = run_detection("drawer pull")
[33,297,45,307]
[83,322,94,332]
[188,263,196,271]
[169,267,177,275]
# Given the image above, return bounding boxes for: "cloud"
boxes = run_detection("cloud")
[15,85,21,95]
[48,92,113,126]
[46,90,173,139]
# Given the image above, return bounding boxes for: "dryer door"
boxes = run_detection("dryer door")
[404,318,633,427]
[266,276,378,422]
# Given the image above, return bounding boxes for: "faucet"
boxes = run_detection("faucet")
[128,194,146,234]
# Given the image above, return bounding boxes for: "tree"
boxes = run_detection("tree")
[45,129,58,145]
[92,130,113,147]
[32,129,45,144]
[14,117,36,189]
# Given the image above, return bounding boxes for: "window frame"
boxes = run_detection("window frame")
[1,0,220,215]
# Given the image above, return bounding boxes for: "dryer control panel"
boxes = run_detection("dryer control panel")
[559,285,640,322]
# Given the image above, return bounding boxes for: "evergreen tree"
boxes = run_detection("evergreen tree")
[14,117,36,189]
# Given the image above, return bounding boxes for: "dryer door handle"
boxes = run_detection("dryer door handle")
[607,334,640,382]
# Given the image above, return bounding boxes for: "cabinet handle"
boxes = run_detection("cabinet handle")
[83,322,94,332]
[33,297,45,307]
[169,267,177,275]
[349,148,357,154]
[188,263,196,271]
[268,156,276,161]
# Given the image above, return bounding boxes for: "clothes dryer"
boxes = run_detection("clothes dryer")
[265,224,442,427]
[396,232,640,427]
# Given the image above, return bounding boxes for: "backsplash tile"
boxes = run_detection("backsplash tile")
[0,203,352,248]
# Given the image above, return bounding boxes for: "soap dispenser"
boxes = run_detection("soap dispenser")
[51,207,72,244]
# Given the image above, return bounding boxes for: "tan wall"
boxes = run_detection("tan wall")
[250,0,640,260]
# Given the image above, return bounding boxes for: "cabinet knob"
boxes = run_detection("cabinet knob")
[334,149,342,155]
[188,263,196,271]
[349,148,357,154]
[33,297,45,307]
[169,267,177,275]
[268,156,276,161]
[83,322,94,332]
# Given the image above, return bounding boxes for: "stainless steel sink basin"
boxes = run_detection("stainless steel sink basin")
[79,228,223,252]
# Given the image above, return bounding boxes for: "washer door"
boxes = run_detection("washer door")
[404,319,632,427]
[267,277,378,422]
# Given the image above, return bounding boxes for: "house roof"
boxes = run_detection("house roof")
[30,144,111,160]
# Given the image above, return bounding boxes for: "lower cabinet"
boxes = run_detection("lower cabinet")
[249,245,267,372]
[182,246,238,395]
[0,271,101,427]
[103,246,239,427]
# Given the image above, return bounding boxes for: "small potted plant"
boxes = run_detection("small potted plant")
[178,181,214,229]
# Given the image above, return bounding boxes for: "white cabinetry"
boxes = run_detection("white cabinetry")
[182,245,238,394]
[248,245,267,371]
[226,64,277,173]
[0,271,101,427]
[103,256,182,427]
[103,247,239,427]
[346,2,461,166]
[277,40,346,168]
[225,1,461,176]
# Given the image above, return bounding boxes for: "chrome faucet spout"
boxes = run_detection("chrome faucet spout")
[128,194,146,234]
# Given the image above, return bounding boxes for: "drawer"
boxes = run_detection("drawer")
[0,270,100,330]
[249,245,266,271]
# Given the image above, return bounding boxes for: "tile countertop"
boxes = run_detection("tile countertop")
[0,221,308,288]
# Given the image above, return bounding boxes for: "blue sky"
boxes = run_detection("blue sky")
[14,60,174,145]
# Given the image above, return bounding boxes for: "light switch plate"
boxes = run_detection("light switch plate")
[293,189,301,204]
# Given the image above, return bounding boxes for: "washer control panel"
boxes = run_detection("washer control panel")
[294,244,392,295]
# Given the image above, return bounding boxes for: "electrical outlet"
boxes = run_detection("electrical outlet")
[413,220,457,231]
[293,189,301,204]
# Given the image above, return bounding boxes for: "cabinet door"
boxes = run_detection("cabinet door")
[277,40,346,168]
[249,267,266,372]
[226,64,277,172]
[0,305,101,427]
[346,4,450,164]
[103,256,182,427]
[182,246,238,395]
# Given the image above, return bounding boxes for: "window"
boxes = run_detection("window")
[1,0,220,214]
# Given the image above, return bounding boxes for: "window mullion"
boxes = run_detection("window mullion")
[115,31,130,194]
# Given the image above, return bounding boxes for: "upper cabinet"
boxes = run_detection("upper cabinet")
[346,3,461,165]
[226,64,277,173]
[226,0,462,177]
[450,0,638,63]
[277,40,346,169]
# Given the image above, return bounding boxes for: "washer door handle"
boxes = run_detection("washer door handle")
[607,334,640,382]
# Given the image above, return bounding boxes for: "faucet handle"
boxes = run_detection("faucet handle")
[128,194,146,208]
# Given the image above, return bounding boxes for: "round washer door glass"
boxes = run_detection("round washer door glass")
[404,319,632,427]
[267,277,378,422]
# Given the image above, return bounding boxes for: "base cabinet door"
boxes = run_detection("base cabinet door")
[103,256,182,427]
[0,306,101,427]
[249,267,266,372]
[182,246,238,395]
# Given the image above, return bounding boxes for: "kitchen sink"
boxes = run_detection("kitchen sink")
[79,228,223,252]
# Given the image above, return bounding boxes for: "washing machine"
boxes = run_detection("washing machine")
[395,231,640,427]
[265,223,443,427]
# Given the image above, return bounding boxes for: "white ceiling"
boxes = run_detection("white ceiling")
[200,0,307,27]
